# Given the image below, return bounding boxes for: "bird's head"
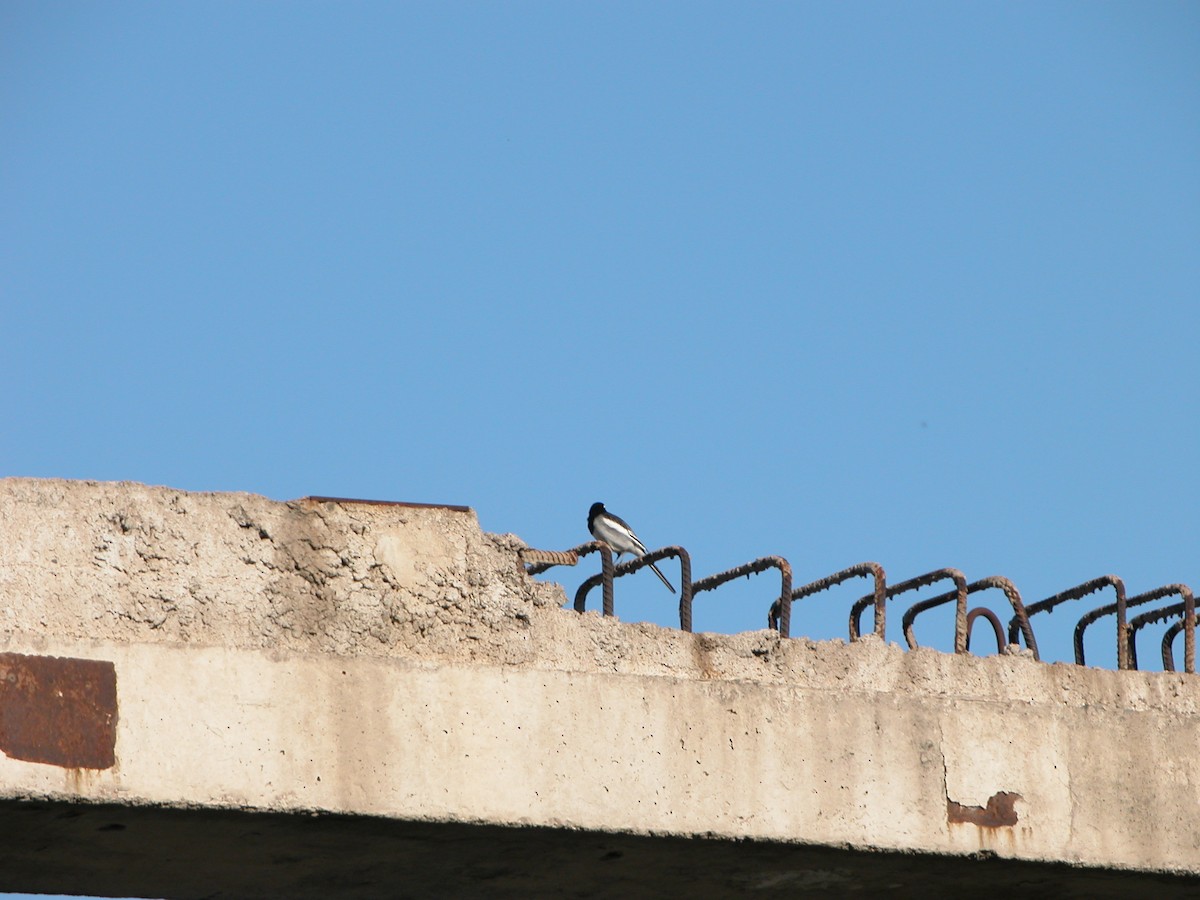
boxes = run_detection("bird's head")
[588,502,606,518]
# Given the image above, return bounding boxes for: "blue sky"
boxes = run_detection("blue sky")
[3,0,1198,695]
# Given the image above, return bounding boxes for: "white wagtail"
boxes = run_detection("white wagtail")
[587,502,676,594]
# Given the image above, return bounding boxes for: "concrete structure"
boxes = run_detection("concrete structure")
[0,478,1197,898]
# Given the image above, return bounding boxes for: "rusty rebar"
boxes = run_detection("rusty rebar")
[898,573,1037,659]
[1162,617,1193,673]
[524,535,1188,675]
[520,548,582,573]
[1069,582,1190,671]
[1124,588,1196,674]
[575,546,694,630]
[782,562,887,643]
[972,576,1038,660]
[1017,575,1128,668]
[522,542,611,577]
[965,607,1006,655]
[519,542,615,617]
[1132,585,1193,674]
[874,569,967,652]
[1128,602,1183,671]
[692,556,793,638]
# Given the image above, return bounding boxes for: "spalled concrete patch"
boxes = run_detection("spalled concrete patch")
[947,791,1021,827]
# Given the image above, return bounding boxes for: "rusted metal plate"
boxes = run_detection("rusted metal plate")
[947,791,1020,827]
[298,496,472,513]
[0,653,117,770]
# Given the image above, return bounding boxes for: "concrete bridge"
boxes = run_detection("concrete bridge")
[0,478,1197,898]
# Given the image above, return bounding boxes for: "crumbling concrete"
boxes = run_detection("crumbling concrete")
[0,478,1197,898]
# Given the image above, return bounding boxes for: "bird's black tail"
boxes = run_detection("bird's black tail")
[648,560,676,594]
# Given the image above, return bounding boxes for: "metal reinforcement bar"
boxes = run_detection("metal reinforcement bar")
[972,576,1039,659]
[897,573,1038,660]
[694,557,793,637]
[519,541,1192,674]
[1072,583,1195,673]
[1016,576,1130,668]
[781,562,887,643]
[519,542,615,616]
[1123,587,1196,674]
[889,569,968,653]
[1161,614,1197,674]
[965,607,1007,655]
[574,546,694,630]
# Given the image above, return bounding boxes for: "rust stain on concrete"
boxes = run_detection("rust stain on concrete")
[947,791,1021,827]
[299,496,473,513]
[0,652,117,769]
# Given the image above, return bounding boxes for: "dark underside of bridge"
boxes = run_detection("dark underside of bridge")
[0,800,1194,900]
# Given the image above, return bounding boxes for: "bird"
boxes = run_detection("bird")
[587,502,676,594]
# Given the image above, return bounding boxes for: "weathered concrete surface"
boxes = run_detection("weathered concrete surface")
[0,478,1198,898]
